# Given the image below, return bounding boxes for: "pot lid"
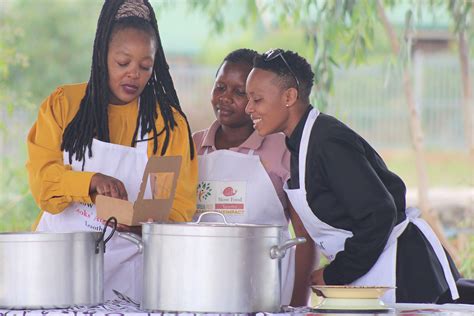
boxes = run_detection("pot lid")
[142,211,285,237]
[142,221,284,238]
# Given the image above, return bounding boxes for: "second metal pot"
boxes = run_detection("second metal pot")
[122,212,305,313]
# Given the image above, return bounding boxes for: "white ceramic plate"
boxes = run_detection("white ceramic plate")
[311,285,394,299]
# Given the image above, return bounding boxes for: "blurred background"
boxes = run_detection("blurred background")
[0,0,472,276]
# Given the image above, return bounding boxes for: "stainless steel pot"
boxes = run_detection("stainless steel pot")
[121,212,305,313]
[0,217,117,309]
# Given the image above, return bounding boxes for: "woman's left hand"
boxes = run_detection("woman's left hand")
[311,267,327,285]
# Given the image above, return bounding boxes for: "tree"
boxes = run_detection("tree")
[175,0,462,263]
[448,0,473,159]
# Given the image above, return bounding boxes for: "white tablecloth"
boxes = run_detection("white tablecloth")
[1,294,473,316]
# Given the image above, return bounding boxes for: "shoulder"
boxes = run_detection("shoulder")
[313,113,365,154]
[58,82,87,97]
[192,128,208,151]
[39,82,87,129]
[260,132,287,148]
[257,132,290,178]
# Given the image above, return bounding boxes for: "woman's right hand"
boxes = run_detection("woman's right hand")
[90,173,128,200]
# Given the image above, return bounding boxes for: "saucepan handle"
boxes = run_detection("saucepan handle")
[195,211,229,225]
[96,216,117,254]
[270,237,306,259]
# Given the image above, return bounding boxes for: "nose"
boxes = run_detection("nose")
[245,99,253,115]
[127,68,139,79]
[219,92,232,105]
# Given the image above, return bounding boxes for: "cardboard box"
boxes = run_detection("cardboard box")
[96,155,182,226]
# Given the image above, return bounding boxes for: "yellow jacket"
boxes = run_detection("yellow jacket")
[27,83,197,228]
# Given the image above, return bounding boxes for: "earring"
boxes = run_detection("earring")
[285,104,289,108]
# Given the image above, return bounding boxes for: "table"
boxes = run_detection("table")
[1,296,473,316]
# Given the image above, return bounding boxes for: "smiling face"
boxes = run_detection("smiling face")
[211,61,253,129]
[107,27,156,105]
[245,68,291,136]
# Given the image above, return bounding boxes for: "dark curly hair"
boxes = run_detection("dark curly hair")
[253,49,314,101]
[215,48,258,76]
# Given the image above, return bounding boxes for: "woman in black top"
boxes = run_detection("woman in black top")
[245,48,462,303]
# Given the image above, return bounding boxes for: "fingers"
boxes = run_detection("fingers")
[117,224,142,235]
[116,181,128,201]
[94,174,128,200]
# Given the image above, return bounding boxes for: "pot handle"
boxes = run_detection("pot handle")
[96,216,117,254]
[118,232,144,254]
[195,211,229,225]
[270,237,306,259]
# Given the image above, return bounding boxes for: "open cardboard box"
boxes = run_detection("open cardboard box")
[96,156,182,226]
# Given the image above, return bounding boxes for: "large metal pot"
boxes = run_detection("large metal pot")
[0,217,117,309]
[121,212,305,313]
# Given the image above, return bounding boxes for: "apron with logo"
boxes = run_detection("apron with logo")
[196,147,295,305]
[283,108,459,303]
[36,126,150,302]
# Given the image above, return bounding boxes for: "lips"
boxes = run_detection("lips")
[121,83,138,95]
[217,106,233,116]
[251,116,262,128]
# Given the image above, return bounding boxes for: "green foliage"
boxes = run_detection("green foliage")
[459,235,474,278]
[0,155,37,232]
[0,0,102,232]
[179,0,391,110]
[6,0,102,103]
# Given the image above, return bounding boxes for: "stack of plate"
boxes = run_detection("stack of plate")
[311,285,395,313]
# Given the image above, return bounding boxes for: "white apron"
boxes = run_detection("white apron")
[196,147,295,305]
[36,127,150,302]
[283,108,459,303]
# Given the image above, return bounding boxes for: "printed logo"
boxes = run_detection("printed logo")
[197,182,212,202]
[222,186,237,197]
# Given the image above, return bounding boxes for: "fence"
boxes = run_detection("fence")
[169,53,473,150]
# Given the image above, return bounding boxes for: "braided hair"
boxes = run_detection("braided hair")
[61,0,195,169]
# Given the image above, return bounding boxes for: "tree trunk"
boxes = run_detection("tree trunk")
[458,30,474,160]
[375,0,460,265]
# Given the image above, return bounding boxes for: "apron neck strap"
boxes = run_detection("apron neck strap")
[298,108,320,189]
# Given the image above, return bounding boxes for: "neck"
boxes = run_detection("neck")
[215,123,254,150]
[283,102,310,137]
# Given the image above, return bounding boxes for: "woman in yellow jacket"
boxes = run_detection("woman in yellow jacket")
[26,0,197,302]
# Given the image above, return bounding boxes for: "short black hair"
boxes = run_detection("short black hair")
[253,49,314,101]
[215,48,258,76]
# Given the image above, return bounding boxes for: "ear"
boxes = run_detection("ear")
[284,87,298,108]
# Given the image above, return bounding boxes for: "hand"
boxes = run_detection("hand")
[90,173,128,200]
[311,267,327,285]
[116,224,142,235]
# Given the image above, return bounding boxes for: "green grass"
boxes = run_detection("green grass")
[381,149,473,188]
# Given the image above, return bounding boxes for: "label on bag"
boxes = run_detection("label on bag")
[196,181,246,215]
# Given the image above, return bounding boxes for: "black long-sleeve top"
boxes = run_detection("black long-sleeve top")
[286,106,459,302]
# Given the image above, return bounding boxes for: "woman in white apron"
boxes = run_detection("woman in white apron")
[245,48,462,304]
[193,49,319,306]
[26,0,197,302]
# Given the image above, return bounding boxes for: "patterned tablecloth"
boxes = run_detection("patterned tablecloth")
[1,293,473,316]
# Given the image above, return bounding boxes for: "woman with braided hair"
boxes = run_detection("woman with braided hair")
[26,0,197,300]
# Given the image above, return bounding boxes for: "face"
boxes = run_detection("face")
[246,68,290,136]
[107,28,156,105]
[211,61,253,128]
